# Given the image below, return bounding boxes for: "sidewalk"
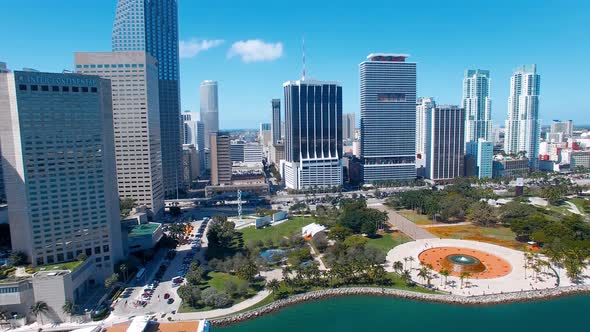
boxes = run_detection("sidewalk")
[173,290,271,320]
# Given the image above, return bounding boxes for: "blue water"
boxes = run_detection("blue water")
[259,249,287,263]
[216,295,590,332]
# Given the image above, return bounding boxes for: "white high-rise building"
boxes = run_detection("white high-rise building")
[504,65,541,168]
[0,70,123,275]
[201,80,219,149]
[416,97,436,157]
[425,106,465,181]
[548,120,573,142]
[183,111,205,175]
[76,52,165,216]
[463,69,492,145]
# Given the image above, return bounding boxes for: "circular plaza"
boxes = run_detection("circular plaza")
[386,239,561,296]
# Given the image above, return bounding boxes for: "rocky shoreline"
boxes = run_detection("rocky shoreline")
[210,285,590,326]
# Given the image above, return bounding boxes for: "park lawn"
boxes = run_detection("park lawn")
[240,217,316,247]
[568,197,588,214]
[366,231,411,254]
[398,210,437,225]
[427,224,525,250]
[179,272,264,313]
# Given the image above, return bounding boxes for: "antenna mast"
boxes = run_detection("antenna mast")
[302,35,306,80]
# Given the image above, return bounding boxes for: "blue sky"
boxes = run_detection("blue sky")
[1,0,589,128]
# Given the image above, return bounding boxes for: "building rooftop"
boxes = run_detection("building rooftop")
[129,223,160,237]
[34,259,84,273]
[366,53,410,62]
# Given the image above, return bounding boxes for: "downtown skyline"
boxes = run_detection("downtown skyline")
[1,0,589,128]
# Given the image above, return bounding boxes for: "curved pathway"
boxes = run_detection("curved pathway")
[173,290,271,321]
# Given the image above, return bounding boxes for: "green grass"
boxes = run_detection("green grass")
[34,260,84,272]
[240,217,316,247]
[398,210,436,225]
[568,198,588,214]
[179,272,264,313]
[366,232,411,254]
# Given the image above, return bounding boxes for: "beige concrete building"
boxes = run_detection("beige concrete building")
[210,133,232,186]
[0,70,123,276]
[75,52,164,217]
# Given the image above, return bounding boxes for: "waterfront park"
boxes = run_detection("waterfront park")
[169,177,590,326]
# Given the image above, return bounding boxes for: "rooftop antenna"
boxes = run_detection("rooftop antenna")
[302,35,306,80]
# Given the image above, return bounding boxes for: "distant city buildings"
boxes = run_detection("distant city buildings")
[463,69,492,144]
[493,155,530,178]
[0,70,123,276]
[504,65,541,168]
[183,111,205,175]
[210,133,232,186]
[282,79,343,190]
[259,123,272,147]
[342,113,356,141]
[360,54,416,183]
[466,139,494,179]
[201,80,219,150]
[75,51,165,216]
[425,106,465,182]
[548,120,573,142]
[182,144,200,187]
[113,0,182,197]
[230,141,263,164]
[271,99,281,145]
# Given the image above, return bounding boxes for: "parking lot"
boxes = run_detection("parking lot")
[110,218,210,319]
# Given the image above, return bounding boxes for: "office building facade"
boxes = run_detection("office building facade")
[467,138,493,179]
[271,99,281,145]
[548,120,573,142]
[425,106,465,181]
[113,0,182,197]
[210,133,232,185]
[201,80,219,149]
[416,97,436,157]
[360,54,416,183]
[0,70,123,275]
[75,52,164,216]
[282,79,343,189]
[183,111,205,174]
[342,113,356,141]
[504,65,541,168]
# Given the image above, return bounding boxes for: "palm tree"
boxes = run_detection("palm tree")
[30,301,49,325]
[267,279,280,293]
[460,272,471,289]
[393,261,404,274]
[418,267,430,286]
[401,270,412,286]
[440,269,450,287]
[119,263,128,282]
[62,299,77,320]
[439,269,451,285]
[403,257,409,270]
[282,266,292,285]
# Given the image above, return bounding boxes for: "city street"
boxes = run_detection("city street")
[109,219,209,320]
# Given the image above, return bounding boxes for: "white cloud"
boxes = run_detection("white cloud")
[228,39,283,63]
[179,38,224,58]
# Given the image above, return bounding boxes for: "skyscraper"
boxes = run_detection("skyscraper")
[463,69,492,144]
[210,133,232,186]
[282,79,343,189]
[0,70,123,275]
[259,123,272,147]
[425,106,466,181]
[76,52,164,216]
[271,99,281,145]
[342,113,356,141]
[201,80,219,149]
[548,120,573,142]
[416,97,436,158]
[504,65,541,168]
[182,111,205,175]
[360,54,416,183]
[112,0,182,197]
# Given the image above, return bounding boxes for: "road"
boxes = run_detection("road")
[110,219,208,319]
[374,204,436,240]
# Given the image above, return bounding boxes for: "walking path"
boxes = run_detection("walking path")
[374,204,436,240]
[173,290,271,320]
[565,201,583,215]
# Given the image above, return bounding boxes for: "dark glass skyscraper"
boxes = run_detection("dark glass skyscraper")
[282,79,343,189]
[112,0,181,197]
[360,54,416,183]
[271,99,281,144]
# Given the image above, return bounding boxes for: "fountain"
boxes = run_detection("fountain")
[442,254,486,273]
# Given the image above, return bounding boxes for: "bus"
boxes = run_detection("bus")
[136,267,146,281]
